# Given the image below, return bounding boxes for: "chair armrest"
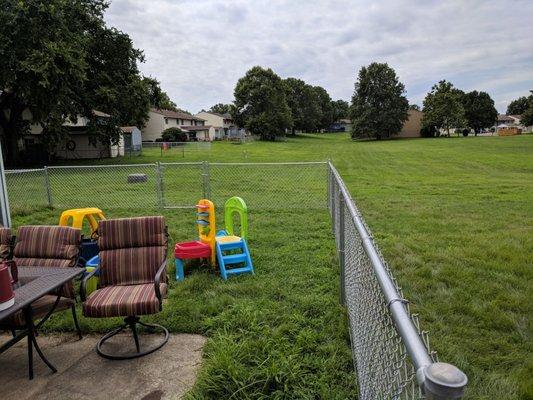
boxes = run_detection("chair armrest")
[154,259,168,304]
[80,266,100,302]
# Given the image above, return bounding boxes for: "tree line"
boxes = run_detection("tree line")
[207,67,349,141]
[227,62,523,141]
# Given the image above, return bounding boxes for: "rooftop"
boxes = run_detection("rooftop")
[152,108,206,121]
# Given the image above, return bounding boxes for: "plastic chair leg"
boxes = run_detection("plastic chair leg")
[175,259,185,281]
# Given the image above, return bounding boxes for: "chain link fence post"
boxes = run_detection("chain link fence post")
[156,162,164,208]
[43,166,53,207]
[202,161,211,199]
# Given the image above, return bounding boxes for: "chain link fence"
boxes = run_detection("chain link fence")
[5,161,327,213]
[5,159,467,398]
[328,162,467,400]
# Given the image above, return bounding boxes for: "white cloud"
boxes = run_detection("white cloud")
[105,0,533,113]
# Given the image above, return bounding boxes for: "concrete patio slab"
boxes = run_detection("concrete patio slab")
[0,332,207,400]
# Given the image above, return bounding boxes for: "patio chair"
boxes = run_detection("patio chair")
[81,216,169,360]
[2,226,83,338]
[0,226,13,261]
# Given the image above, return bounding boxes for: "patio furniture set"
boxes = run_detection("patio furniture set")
[0,216,169,380]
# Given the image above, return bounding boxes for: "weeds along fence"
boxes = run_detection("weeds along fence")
[4,162,327,212]
[4,160,467,399]
[328,162,467,399]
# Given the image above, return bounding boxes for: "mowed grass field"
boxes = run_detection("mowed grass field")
[8,133,533,399]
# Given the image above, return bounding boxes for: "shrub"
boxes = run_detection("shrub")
[162,127,187,142]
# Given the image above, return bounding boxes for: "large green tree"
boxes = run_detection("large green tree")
[520,92,533,126]
[283,78,322,134]
[234,66,292,141]
[313,86,334,130]
[331,99,350,123]
[0,0,150,165]
[422,80,466,137]
[350,62,409,140]
[506,96,529,115]
[209,103,235,116]
[143,77,178,111]
[462,90,498,135]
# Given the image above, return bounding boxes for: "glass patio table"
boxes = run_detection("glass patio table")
[0,266,84,379]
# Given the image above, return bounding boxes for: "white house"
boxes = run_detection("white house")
[194,111,245,140]
[496,114,532,134]
[142,108,212,141]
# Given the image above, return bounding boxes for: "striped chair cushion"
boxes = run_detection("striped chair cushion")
[14,226,81,298]
[2,295,73,327]
[82,283,167,318]
[98,216,167,250]
[97,216,167,287]
[0,227,11,261]
[14,226,81,260]
[99,246,166,286]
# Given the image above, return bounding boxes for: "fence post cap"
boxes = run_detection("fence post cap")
[423,362,467,399]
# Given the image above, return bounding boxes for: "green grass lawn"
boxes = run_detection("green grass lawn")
[8,133,533,399]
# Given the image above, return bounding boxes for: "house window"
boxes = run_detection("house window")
[164,118,168,124]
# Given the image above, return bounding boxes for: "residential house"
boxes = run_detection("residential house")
[496,114,532,134]
[398,109,423,138]
[142,108,212,141]
[194,111,245,140]
[338,110,424,138]
[21,110,129,160]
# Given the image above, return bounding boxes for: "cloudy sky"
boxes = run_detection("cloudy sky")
[105,0,533,113]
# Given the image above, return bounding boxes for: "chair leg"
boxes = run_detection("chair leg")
[129,318,140,353]
[96,316,169,360]
[71,304,82,340]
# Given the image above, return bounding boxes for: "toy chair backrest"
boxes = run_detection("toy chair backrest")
[224,197,248,239]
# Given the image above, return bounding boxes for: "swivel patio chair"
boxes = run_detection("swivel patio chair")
[2,226,83,338]
[81,216,169,360]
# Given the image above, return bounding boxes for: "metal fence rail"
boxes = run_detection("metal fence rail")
[328,161,467,399]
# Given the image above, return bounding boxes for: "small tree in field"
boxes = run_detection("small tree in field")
[350,62,409,140]
[234,66,292,141]
[462,91,498,135]
[422,80,466,137]
[161,127,187,142]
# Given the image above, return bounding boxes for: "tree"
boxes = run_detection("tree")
[507,96,529,115]
[143,77,178,111]
[313,86,334,130]
[83,25,150,139]
[209,103,235,116]
[283,78,321,134]
[161,127,187,142]
[421,80,466,137]
[234,66,292,140]
[461,91,498,135]
[0,0,150,165]
[520,92,533,126]
[331,99,350,122]
[350,62,409,140]
[409,104,420,111]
